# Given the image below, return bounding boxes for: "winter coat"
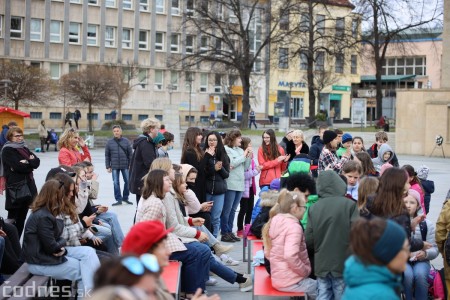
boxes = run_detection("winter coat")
[318,147,350,173]
[251,186,270,222]
[372,143,399,171]
[266,214,311,289]
[410,219,438,261]
[225,146,251,192]
[309,137,324,167]
[105,137,133,170]
[2,146,40,210]
[342,255,402,300]
[285,139,309,161]
[129,134,157,195]
[257,145,287,187]
[250,189,279,238]
[305,170,359,277]
[181,148,208,203]
[421,179,435,207]
[0,125,8,147]
[436,200,450,296]
[204,151,229,195]
[58,146,91,166]
[38,124,47,138]
[22,208,67,265]
[243,159,259,198]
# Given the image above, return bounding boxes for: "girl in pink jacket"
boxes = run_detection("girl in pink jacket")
[263,190,317,299]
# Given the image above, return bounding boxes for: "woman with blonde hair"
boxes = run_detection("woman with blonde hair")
[287,130,309,159]
[58,128,91,166]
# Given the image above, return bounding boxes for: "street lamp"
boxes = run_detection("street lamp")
[167,84,175,105]
[0,79,12,104]
[186,77,194,127]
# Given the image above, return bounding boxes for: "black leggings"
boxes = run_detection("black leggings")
[237,188,255,231]
[7,206,29,238]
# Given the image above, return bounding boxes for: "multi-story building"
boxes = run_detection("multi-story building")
[0,0,267,129]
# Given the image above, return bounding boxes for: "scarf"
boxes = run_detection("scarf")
[0,141,28,194]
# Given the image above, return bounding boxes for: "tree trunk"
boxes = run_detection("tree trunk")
[14,100,19,110]
[117,96,122,120]
[306,0,316,128]
[88,102,93,133]
[240,73,251,129]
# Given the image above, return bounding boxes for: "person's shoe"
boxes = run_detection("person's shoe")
[239,276,253,292]
[112,201,122,206]
[123,200,133,205]
[213,243,233,256]
[220,233,236,243]
[236,230,244,237]
[230,233,241,242]
[205,278,218,286]
[220,254,239,266]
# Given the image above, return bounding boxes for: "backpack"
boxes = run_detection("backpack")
[428,266,446,299]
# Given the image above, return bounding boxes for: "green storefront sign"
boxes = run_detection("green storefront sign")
[332,85,351,92]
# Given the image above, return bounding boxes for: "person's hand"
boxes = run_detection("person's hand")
[29,154,35,160]
[422,241,432,250]
[96,205,108,213]
[214,161,222,171]
[91,172,98,180]
[83,214,96,227]
[256,165,263,171]
[284,154,291,162]
[191,288,220,300]
[0,230,6,237]
[411,215,426,230]
[295,144,303,154]
[197,232,209,242]
[192,218,205,226]
[416,250,427,260]
[78,136,86,147]
[19,159,28,164]
[200,202,213,212]
[91,237,103,246]
[277,155,286,162]
[53,247,66,257]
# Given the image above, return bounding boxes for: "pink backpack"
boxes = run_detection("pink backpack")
[429,267,446,299]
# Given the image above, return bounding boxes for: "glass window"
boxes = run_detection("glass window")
[140,0,149,12]
[69,22,80,44]
[138,114,149,121]
[214,74,222,93]
[30,112,42,119]
[171,34,180,53]
[88,0,98,5]
[278,48,289,69]
[139,30,148,49]
[335,54,344,73]
[351,55,357,74]
[171,0,180,15]
[156,0,164,13]
[10,17,23,39]
[300,51,308,70]
[200,36,209,54]
[87,113,98,120]
[300,13,309,32]
[70,0,81,3]
[105,26,115,47]
[217,3,223,20]
[155,32,164,51]
[122,28,132,48]
[279,9,289,30]
[0,15,3,37]
[30,19,43,41]
[352,19,358,37]
[138,69,148,88]
[123,0,132,10]
[50,20,62,43]
[69,64,79,73]
[106,0,116,7]
[200,73,208,92]
[335,18,344,37]
[317,14,325,35]
[186,0,194,16]
[50,63,60,80]
[155,115,163,121]
[30,61,41,68]
[50,112,62,120]
[186,35,195,54]
[315,51,324,71]
[87,24,98,46]
[122,114,132,121]
[154,70,164,90]
[170,71,179,90]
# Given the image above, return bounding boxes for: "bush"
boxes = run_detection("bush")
[314,112,327,121]
[101,120,136,130]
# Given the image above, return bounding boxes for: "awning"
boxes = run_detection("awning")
[360,75,416,82]
[0,107,30,117]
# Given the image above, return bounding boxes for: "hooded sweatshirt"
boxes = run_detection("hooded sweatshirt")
[305,170,359,277]
[372,143,395,172]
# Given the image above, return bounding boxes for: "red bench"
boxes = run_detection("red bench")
[161,261,182,300]
[253,266,306,299]
[244,235,262,273]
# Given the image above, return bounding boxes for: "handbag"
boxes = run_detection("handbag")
[8,179,32,205]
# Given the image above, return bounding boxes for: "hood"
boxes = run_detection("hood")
[377,143,394,163]
[317,170,346,198]
[181,164,195,183]
[344,256,401,290]
[132,134,151,149]
[260,190,280,207]
[288,154,311,174]
[311,135,323,145]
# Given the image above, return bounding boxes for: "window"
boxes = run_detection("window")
[185,116,195,122]
[50,112,62,120]
[280,9,289,30]
[88,0,98,5]
[139,30,148,49]
[122,114,132,121]
[186,35,195,54]
[200,36,209,54]
[105,26,115,47]
[70,0,81,3]
[335,18,344,37]
[155,115,163,121]
[140,0,149,12]
[335,54,344,73]
[217,3,223,20]
[69,64,79,73]
[30,61,41,68]
[105,113,114,121]
[10,17,23,38]
[171,34,180,53]
[316,14,325,35]
[69,22,80,44]
[106,0,116,7]
[87,24,98,46]
[200,73,208,92]
[352,19,358,37]
[123,0,132,10]
[381,56,426,76]
[50,21,62,43]
[351,55,357,74]
[155,32,164,51]
[214,74,222,93]
[171,0,180,15]
[138,69,148,88]
[170,71,179,91]
[50,63,61,80]
[186,0,194,16]
[0,15,3,37]
[215,39,222,56]
[199,0,208,16]
[154,70,164,90]
[315,51,325,71]
[138,114,149,121]
[156,0,164,13]
[229,9,238,23]
[185,72,193,91]
[278,48,289,69]
[87,113,98,120]
[300,51,308,70]
[122,28,132,48]
[30,19,43,41]
[30,112,42,119]
[300,13,309,32]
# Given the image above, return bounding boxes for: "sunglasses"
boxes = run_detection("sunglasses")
[121,254,160,275]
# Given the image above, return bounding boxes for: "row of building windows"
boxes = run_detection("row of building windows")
[30,112,164,122]
[381,57,427,76]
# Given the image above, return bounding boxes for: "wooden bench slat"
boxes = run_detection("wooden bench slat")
[253,266,305,297]
[8,276,50,300]
[161,261,182,296]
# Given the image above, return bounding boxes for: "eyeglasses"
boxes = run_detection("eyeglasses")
[121,254,160,275]
[13,134,23,138]
[208,139,218,142]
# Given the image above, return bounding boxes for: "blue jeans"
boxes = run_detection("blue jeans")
[170,242,210,294]
[97,211,124,249]
[112,169,130,202]
[403,261,430,300]
[317,273,345,300]
[195,225,219,247]
[207,193,225,237]
[221,190,243,234]
[28,246,100,298]
[209,251,237,284]
[93,223,118,255]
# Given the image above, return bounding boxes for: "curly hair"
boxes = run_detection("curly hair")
[57,128,78,150]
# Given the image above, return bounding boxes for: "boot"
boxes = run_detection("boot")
[213,242,233,256]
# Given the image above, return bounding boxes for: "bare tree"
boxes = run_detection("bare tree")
[175,0,295,128]
[354,0,442,119]
[0,60,54,110]
[61,65,116,132]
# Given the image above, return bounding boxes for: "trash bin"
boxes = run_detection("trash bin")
[85,134,94,149]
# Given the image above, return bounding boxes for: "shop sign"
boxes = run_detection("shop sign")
[332,85,351,92]
[278,81,307,88]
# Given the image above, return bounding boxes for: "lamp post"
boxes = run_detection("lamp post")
[0,79,12,104]
[186,77,194,127]
[167,84,174,105]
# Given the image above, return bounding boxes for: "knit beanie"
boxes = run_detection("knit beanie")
[417,165,430,180]
[372,219,406,264]
[269,178,280,191]
[407,189,424,216]
[153,132,165,145]
[380,163,393,176]
[322,130,338,145]
[342,133,353,144]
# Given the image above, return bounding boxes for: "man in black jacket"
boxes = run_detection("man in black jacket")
[308,125,328,178]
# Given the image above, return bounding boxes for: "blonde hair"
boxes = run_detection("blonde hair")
[262,189,305,252]
[149,157,172,172]
[140,117,161,134]
[291,130,304,139]
[58,128,78,150]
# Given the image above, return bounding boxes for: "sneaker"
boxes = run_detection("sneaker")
[206,278,218,286]
[239,276,253,292]
[213,243,233,256]
[112,201,122,206]
[220,233,236,243]
[123,200,133,205]
[220,254,239,266]
[230,233,241,242]
[236,230,244,237]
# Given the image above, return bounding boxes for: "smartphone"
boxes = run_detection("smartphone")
[90,226,98,233]
[0,217,4,230]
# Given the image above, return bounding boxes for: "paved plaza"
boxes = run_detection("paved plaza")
[0,140,448,299]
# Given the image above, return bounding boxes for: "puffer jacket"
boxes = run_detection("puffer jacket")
[225,145,251,192]
[435,199,450,293]
[250,189,279,238]
[266,213,311,289]
[243,159,259,198]
[105,137,133,170]
[258,145,287,187]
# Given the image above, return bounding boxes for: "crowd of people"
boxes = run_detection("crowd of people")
[0,118,449,300]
